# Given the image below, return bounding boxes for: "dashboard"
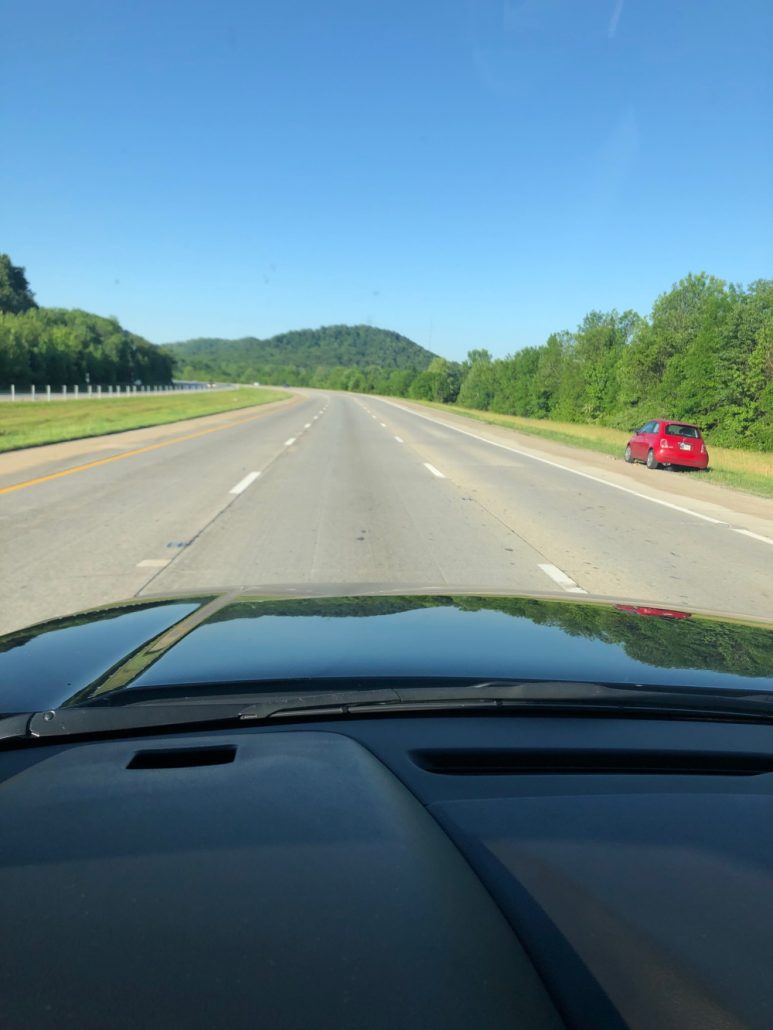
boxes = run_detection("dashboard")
[2,712,773,1028]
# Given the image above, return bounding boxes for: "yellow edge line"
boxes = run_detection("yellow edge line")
[0,410,276,496]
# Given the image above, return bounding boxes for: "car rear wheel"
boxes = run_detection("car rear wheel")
[646,449,659,470]
[624,445,633,463]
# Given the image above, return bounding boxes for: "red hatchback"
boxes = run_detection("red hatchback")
[624,419,709,470]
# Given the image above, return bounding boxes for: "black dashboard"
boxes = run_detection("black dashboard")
[3,712,773,1028]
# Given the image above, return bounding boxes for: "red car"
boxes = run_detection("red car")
[624,419,709,470]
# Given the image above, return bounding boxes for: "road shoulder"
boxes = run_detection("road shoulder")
[378,396,773,535]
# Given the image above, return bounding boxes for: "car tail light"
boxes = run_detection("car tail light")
[701,443,706,454]
[659,438,671,449]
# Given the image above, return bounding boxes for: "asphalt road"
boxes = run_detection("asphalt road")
[1,391,772,634]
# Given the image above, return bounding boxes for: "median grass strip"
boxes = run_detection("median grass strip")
[413,400,773,499]
[0,388,289,452]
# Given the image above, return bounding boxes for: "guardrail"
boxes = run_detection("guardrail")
[0,383,225,402]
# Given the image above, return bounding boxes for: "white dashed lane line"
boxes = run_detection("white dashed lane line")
[284,437,296,447]
[538,563,587,594]
[378,400,733,528]
[137,558,172,568]
[304,422,312,429]
[230,471,261,495]
[368,401,594,593]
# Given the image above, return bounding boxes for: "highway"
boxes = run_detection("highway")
[1,390,772,635]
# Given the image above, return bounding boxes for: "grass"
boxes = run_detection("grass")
[0,387,289,452]
[412,400,773,499]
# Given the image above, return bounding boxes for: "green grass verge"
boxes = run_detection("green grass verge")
[0,387,289,452]
[411,400,773,499]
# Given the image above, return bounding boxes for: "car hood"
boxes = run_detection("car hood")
[1,591,773,713]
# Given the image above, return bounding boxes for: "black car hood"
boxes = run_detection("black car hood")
[1,592,772,713]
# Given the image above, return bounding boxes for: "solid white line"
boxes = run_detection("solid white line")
[424,462,446,479]
[380,400,727,527]
[394,436,404,444]
[137,558,171,568]
[732,528,773,547]
[229,471,260,495]
[538,563,587,594]
[284,437,296,446]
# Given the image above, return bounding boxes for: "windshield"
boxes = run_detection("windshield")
[1,1,772,690]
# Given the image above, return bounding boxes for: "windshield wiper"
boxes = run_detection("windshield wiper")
[4,679,773,747]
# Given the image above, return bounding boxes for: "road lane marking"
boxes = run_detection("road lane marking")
[304,422,312,429]
[394,436,404,443]
[379,422,387,427]
[229,471,260,495]
[0,409,287,497]
[732,528,773,547]
[538,563,587,594]
[424,462,446,478]
[137,559,172,568]
[380,400,728,527]
[284,437,296,446]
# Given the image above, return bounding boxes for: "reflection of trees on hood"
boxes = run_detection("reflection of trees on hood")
[0,601,205,656]
[2,593,771,681]
[209,596,454,623]
[454,596,773,679]
[211,595,773,680]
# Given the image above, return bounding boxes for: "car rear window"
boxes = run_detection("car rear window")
[665,424,701,438]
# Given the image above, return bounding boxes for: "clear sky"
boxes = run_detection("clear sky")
[2,0,771,360]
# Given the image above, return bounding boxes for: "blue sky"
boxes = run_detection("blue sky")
[2,0,771,360]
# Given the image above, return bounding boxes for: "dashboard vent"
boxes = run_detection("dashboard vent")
[128,745,237,770]
[411,748,773,776]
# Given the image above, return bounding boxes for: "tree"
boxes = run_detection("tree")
[0,254,37,314]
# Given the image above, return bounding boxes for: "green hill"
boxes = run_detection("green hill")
[161,325,438,384]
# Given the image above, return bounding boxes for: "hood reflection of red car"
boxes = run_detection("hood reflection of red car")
[615,604,692,619]
[624,419,709,470]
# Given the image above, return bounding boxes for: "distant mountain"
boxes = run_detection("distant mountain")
[162,325,438,382]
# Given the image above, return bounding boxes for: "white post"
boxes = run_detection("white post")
[74,384,79,397]
[46,384,51,401]
[10,384,15,401]
[63,385,67,397]
[88,384,92,397]
[97,385,102,398]
[31,384,36,401]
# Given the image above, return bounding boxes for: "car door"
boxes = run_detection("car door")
[642,420,660,459]
[632,421,653,460]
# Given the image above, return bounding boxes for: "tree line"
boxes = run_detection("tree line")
[163,324,436,375]
[179,273,771,451]
[0,255,173,387]
[454,275,772,450]
[3,252,770,451]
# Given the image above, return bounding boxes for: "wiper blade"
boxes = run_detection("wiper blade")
[1,690,402,745]
[4,679,773,746]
